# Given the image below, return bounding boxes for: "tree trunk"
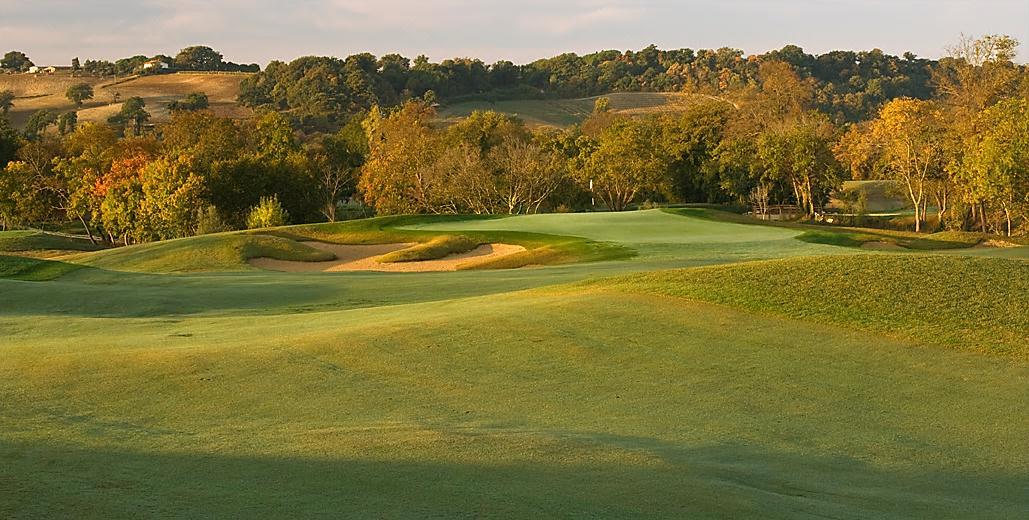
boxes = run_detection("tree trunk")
[77,215,98,245]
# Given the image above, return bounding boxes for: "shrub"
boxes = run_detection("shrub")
[246,196,289,229]
[195,205,232,235]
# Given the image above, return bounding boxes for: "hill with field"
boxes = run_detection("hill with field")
[0,71,251,128]
[438,92,735,128]
[2,209,1028,518]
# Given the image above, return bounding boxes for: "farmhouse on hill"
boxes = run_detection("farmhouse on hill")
[142,58,170,71]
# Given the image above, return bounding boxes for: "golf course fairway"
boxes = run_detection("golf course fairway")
[2,209,1027,518]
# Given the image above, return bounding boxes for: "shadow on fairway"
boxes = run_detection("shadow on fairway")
[2,438,1024,519]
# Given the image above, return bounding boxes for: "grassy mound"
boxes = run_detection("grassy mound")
[67,233,333,273]
[0,255,85,281]
[0,230,105,255]
[64,215,632,273]
[595,254,1029,358]
[376,235,479,263]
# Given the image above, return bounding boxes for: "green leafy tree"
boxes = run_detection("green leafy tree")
[174,46,223,71]
[960,98,1029,236]
[1,51,33,71]
[166,92,210,112]
[756,113,841,216]
[246,195,289,229]
[0,117,19,169]
[65,83,94,107]
[574,117,671,211]
[308,116,368,221]
[108,97,150,136]
[23,110,58,140]
[0,90,14,115]
[57,111,78,135]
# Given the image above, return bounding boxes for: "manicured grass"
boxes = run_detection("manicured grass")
[3,209,1028,517]
[0,254,85,281]
[2,286,1028,518]
[65,215,634,273]
[668,207,998,250]
[596,254,1029,358]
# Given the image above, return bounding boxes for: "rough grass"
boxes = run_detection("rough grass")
[596,254,1029,358]
[0,254,85,281]
[65,233,333,273]
[0,230,104,254]
[376,235,479,263]
[2,71,250,128]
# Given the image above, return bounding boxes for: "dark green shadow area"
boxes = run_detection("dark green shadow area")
[2,440,1025,519]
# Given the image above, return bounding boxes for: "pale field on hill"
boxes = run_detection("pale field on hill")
[0,72,251,127]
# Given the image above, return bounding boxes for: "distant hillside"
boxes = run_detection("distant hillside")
[0,71,251,128]
[438,92,735,128]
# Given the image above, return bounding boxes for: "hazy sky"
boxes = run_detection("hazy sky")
[4,1,1028,65]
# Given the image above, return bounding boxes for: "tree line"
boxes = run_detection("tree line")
[1,46,259,77]
[1,35,1026,242]
[238,44,938,129]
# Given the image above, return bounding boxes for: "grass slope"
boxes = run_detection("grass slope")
[0,230,104,255]
[0,255,85,281]
[1,71,249,128]
[438,92,731,128]
[2,286,1027,517]
[597,254,1029,358]
[66,233,333,273]
[3,210,1028,517]
[66,215,633,273]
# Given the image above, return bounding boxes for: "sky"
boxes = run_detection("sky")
[3,1,1028,66]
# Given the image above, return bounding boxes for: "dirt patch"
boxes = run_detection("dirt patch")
[249,242,526,273]
[976,239,1021,249]
[860,241,905,250]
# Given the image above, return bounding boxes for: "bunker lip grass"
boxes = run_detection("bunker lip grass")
[247,241,526,272]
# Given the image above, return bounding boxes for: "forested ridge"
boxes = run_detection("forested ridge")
[237,44,939,126]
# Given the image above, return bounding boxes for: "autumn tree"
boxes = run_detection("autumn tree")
[868,98,948,232]
[959,98,1029,235]
[575,117,670,211]
[359,101,449,214]
[486,140,568,214]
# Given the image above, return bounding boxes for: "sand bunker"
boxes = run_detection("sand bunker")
[250,241,526,273]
